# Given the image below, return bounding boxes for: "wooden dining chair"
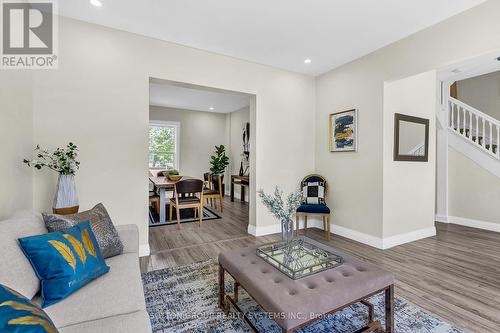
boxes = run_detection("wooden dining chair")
[169,179,204,229]
[203,174,224,212]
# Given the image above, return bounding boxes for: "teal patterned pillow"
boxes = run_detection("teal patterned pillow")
[0,283,58,332]
[18,222,110,308]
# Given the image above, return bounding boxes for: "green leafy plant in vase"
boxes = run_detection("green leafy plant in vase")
[23,143,81,214]
[209,145,229,195]
[209,145,229,174]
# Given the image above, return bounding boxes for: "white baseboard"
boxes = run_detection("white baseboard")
[331,225,384,249]
[435,214,449,223]
[381,226,436,249]
[139,244,150,257]
[248,223,281,237]
[448,216,500,233]
[247,224,256,236]
[249,221,436,250]
[331,225,436,249]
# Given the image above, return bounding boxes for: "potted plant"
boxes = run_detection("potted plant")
[258,187,303,243]
[24,143,80,214]
[209,145,229,194]
[166,169,182,181]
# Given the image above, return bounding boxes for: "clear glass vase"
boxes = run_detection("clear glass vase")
[281,217,294,244]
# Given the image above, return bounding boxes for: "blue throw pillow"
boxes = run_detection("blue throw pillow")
[18,222,110,308]
[0,283,58,332]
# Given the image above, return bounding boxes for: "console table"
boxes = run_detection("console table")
[230,175,249,202]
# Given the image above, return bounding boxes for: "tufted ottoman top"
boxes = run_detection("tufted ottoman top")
[218,239,394,330]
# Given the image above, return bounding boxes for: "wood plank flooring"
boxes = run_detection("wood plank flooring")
[140,197,500,333]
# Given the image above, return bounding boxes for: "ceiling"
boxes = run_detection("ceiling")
[150,82,250,113]
[59,0,486,76]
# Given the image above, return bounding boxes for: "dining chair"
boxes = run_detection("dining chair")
[169,178,204,229]
[203,174,224,212]
[295,174,331,240]
[149,191,160,215]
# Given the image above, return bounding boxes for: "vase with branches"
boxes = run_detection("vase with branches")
[24,143,81,213]
[258,186,303,243]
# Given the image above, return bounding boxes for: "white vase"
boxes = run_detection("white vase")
[53,174,79,210]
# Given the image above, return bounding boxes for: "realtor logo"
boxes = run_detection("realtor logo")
[1,0,58,69]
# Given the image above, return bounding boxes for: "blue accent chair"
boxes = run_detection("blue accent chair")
[296,174,331,240]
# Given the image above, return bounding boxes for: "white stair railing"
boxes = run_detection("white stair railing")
[448,97,500,160]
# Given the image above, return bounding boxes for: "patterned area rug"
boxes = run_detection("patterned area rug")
[142,259,463,333]
[149,205,221,227]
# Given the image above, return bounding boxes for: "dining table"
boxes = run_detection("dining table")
[149,176,192,224]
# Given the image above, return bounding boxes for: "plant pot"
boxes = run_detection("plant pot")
[53,174,79,215]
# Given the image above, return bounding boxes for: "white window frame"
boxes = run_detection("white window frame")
[149,120,180,171]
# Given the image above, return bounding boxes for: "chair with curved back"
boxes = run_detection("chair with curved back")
[169,178,204,229]
[295,174,331,240]
[203,174,224,212]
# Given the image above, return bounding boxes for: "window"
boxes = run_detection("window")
[149,121,179,170]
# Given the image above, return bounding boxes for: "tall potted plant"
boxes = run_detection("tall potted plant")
[24,143,81,214]
[209,145,229,195]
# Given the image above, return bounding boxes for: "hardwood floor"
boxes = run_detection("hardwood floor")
[140,198,500,333]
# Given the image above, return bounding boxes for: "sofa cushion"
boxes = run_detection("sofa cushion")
[58,310,150,333]
[0,283,59,333]
[115,224,139,254]
[0,213,47,299]
[18,222,110,308]
[39,253,146,328]
[43,203,124,259]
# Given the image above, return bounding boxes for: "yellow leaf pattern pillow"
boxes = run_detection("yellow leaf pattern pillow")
[0,284,59,333]
[18,221,110,308]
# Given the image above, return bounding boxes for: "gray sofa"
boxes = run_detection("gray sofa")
[0,211,151,333]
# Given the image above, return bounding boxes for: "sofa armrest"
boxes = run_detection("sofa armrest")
[115,224,139,254]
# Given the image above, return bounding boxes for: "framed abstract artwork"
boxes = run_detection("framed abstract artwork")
[329,109,357,152]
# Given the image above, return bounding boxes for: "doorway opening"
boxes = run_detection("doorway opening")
[147,78,255,267]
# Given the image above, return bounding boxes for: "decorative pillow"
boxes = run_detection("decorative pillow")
[0,213,47,300]
[302,181,326,205]
[0,283,58,333]
[18,222,110,308]
[42,203,123,258]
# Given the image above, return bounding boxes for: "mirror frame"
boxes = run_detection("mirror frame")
[393,113,429,162]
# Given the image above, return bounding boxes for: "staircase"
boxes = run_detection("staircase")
[448,97,499,158]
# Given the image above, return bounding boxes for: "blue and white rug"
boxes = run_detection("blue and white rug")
[142,259,463,333]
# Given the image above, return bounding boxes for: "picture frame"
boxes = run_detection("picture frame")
[329,109,357,152]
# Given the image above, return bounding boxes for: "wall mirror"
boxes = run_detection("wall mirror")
[394,113,429,162]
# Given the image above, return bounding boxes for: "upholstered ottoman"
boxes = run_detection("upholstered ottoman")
[218,239,394,333]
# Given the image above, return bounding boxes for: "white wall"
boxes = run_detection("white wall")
[383,71,437,238]
[448,147,500,225]
[0,72,33,219]
[29,17,315,249]
[457,71,500,119]
[227,106,250,200]
[315,0,500,243]
[149,106,228,179]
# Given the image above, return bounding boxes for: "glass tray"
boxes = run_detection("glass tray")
[256,237,344,279]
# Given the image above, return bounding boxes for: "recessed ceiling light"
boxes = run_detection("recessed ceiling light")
[304,58,312,64]
[90,0,102,7]
[209,107,215,111]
